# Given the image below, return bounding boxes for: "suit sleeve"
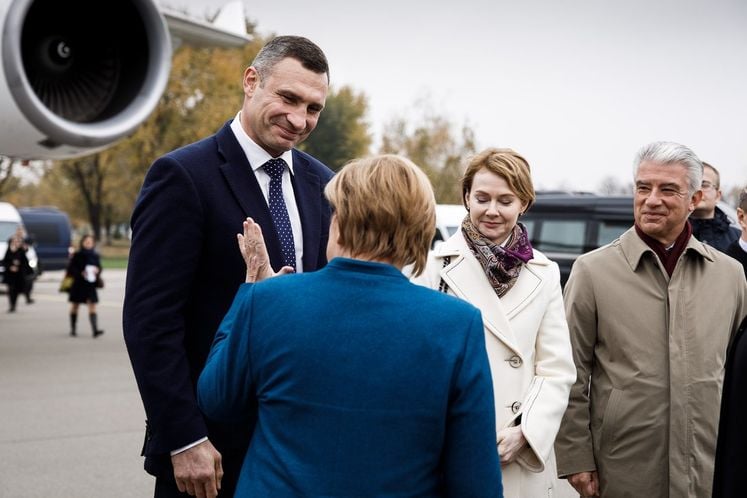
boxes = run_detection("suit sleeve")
[515,262,576,472]
[554,258,599,477]
[442,310,504,498]
[197,284,257,423]
[122,156,208,456]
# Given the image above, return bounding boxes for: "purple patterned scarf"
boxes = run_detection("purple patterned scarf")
[461,216,534,297]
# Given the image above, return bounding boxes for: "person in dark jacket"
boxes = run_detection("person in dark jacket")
[713,315,747,498]
[725,187,747,279]
[2,235,31,312]
[66,234,104,337]
[690,162,740,252]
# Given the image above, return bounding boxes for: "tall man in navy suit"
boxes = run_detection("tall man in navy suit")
[123,36,335,498]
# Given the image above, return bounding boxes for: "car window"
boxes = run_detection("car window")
[24,221,63,244]
[0,221,20,240]
[521,219,535,238]
[536,220,586,253]
[598,221,630,246]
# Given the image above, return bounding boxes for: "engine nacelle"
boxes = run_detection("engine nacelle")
[0,0,171,160]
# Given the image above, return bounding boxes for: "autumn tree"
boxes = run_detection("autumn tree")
[300,86,371,171]
[0,157,21,198]
[597,175,633,195]
[380,104,476,204]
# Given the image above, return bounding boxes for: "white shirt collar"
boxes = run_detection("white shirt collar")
[230,112,294,174]
[739,237,747,253]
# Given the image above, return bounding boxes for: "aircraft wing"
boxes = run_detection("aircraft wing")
[162,1,251,49]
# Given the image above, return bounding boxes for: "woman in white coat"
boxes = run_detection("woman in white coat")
[412,148,576,497]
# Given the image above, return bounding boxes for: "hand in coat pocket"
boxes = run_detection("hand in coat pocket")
[497,425,527,464]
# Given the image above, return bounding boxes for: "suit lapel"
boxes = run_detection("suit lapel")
[290,150,323,271]
[215,123,285,269]
[437,235,521,355]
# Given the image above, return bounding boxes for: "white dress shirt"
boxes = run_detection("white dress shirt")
[230,112,304,271]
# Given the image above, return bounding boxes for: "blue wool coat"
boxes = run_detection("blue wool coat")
[198,258,503,497]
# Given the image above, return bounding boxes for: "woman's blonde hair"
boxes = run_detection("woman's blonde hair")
[461,148,536,211]
[324,154,436,276]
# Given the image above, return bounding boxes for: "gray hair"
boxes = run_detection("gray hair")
[633,141,703,195]
[252,35,329,84]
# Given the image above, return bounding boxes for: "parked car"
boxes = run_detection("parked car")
[432,204,467,248]
[0,201,39,283]
[18,206,73,271]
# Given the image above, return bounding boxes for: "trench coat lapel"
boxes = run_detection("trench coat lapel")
[497,259,544,320]
[435,234,521,355]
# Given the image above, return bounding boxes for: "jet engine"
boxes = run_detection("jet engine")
[0,0,171,160]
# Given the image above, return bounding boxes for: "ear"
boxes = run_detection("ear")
[689,190,703,211]
[243,66,260,97]
[738,208,746,230]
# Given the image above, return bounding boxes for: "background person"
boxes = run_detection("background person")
[555,141,747,497]
[66,234,104,337]
[412,148,576,497]
[198,155,503,497]
[12,226,35,304]
[725,187,747,279]
[689,161,740,252]
[123,35,335,498]
[2,235,31,312]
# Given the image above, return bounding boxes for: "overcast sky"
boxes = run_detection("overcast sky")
[164,0,747,194]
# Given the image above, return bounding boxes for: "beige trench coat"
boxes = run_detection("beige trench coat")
[413,232,577,497]
[556,228,747,498]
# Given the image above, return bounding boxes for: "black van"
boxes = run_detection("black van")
[18,207,72,271]
[522,193,633,287]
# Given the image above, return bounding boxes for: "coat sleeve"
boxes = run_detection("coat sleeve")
[554,257,599,477]
[197,284,257,423]
[515,262,576,472]
[441,310,504,498]
[122,156,208,456]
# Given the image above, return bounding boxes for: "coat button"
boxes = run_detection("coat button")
[511,401,522,414]
[508,355,522,368]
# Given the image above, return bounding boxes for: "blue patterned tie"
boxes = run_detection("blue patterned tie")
[263,158,296,270]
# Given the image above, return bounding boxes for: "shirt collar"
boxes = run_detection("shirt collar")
[230,112,294,174]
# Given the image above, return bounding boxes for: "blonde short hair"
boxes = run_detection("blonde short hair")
[461,148,536,211]
[324,154,436,276]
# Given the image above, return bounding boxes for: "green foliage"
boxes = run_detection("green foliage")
[300,86,372,171]
[380,103,476,204]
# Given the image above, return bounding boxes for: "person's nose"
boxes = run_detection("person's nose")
[485,201,501,217]
[644,189,663,207]
[286,107,306,131]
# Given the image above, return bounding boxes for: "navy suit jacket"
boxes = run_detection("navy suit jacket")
[123,121,334,475]
[197,258,503,497]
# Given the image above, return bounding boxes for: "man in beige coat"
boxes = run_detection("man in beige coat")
[556,141,747,498]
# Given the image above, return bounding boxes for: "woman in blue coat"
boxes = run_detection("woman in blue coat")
[198,155,503,498]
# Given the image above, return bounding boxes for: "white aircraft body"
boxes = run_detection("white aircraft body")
[0,0,250,161]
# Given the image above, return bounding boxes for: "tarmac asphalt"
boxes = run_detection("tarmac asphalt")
[0,269,154,497]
